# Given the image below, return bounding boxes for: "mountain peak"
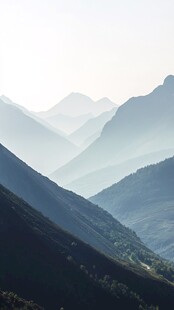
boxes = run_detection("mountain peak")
[163,75,174,89]
[96,97,116,106]
[0,95,13,104]
[67,92,92,101]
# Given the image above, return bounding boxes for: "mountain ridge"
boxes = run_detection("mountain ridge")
[0,99,79,175]
[0,143,174,282]
[51,75,174,191]
[68,108,117,147]
[1,183,174,309]
[37,92,117,118]
[65,149,174,197]
[90,156,174,261]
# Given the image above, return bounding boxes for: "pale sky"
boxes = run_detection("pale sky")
[0,0,174,111]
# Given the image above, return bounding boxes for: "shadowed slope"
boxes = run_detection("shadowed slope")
[0,144,174,282]
[90,157,174,261]
[1,185,174,309]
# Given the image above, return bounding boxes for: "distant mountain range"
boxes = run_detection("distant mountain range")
[51,75,174,196]
[0,95,66,137]
[0,95,30,114]
[37,92,117,118]
[69,108,117,148]
[66,149,174,197]
[35,93,117,134]
[90,157,174,261]
[45,112,93,134]
[1,184,174,309]
[0,98,80,175]
[1,77,174,309]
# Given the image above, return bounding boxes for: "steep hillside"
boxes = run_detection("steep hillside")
[0,144,174,282]
[0,95,66,137]
[69,108,117,147]
[51,75,174,189]
[0,99,79,175]
[90,157,174,261]
[1,184,174,310]
[66,149,174,197]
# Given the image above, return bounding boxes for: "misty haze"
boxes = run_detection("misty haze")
[0,1,174,310]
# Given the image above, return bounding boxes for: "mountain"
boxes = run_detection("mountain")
[51,75,174,190]
[0,99,80,175]
[0,95,29,114]
[45,113,93,134]
[81,131,101,149]
[66,149,174,197]
[69,108,117,147]
[95,97,117,113]
[90,157,174,261]
[1,184,174,310]
[0,95,66,137]
[0,144,174,282]
[37,93,116,118]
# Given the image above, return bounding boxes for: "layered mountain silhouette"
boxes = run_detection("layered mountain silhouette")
[37,93,116,118]
[0,98,80,175]
[36,93,117,134]
[1,184,174,310]
[66,149,174,197]
[45,113,93,134]
[51,76,174,195]
[0,95,30,114]
[90,157,174,261]
[0,143,174,282]
[69,108,117,148]
[0,95,66,137]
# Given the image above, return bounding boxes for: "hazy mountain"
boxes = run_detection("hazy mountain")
[0,99,80,174]
[95,97,117,112]
[36,93,117,134]
[81,131,101,149]
[45,113,93,134]
[90,157,174,261]
[0,94,66,137]
[69,108,117,147]
[51,75,174,189]
[66,149,174,197]
[1,143,174,283]
[37,93,116,118]
[1,185,174,310]
[0,95,29,114]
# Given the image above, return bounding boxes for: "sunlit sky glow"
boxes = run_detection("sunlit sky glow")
[0,0,174,111]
